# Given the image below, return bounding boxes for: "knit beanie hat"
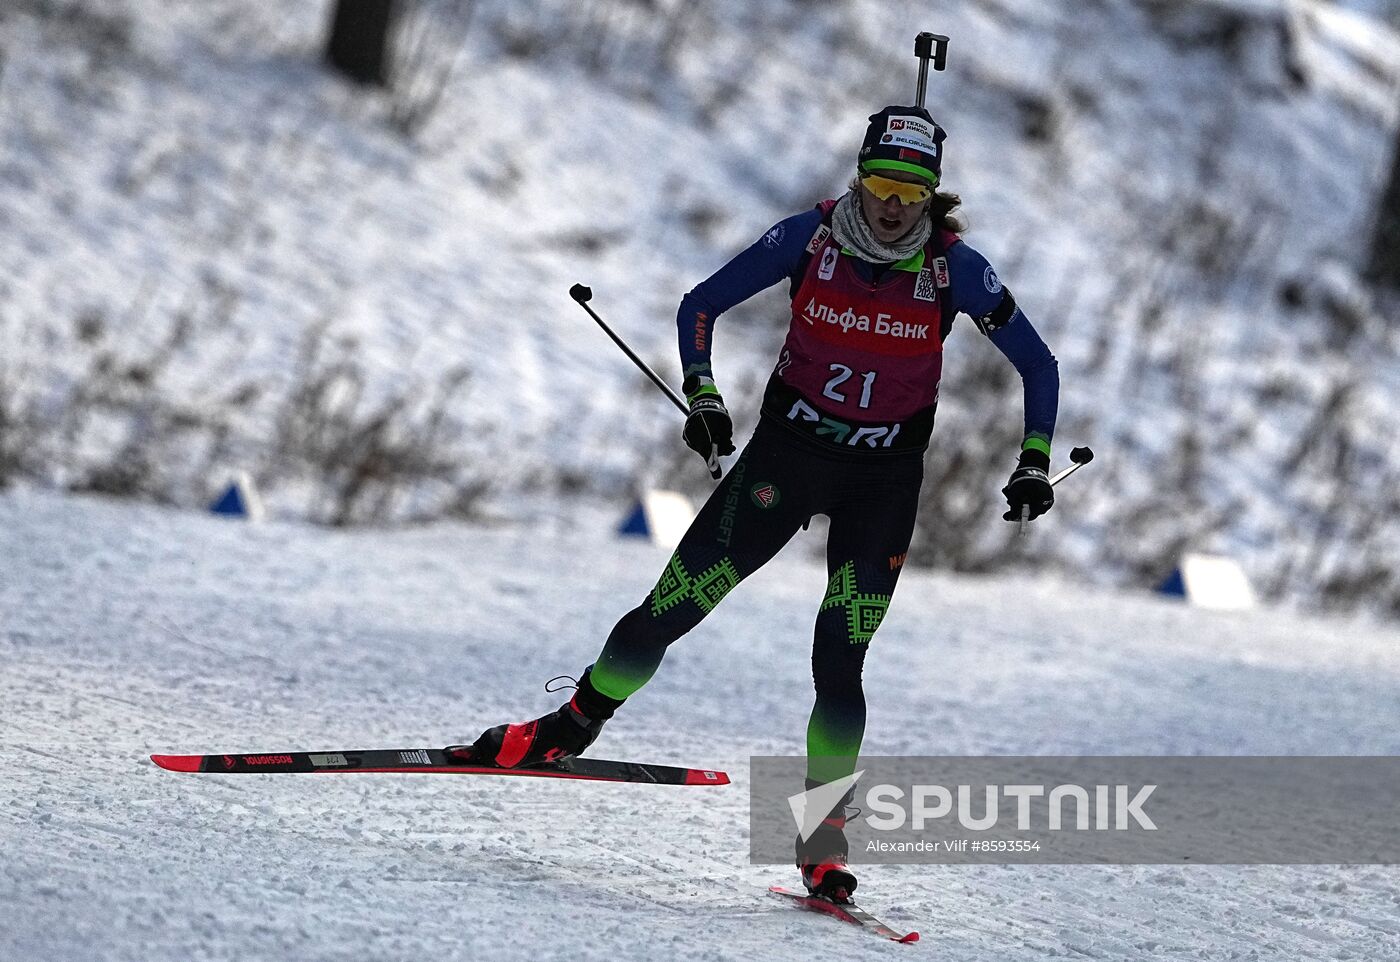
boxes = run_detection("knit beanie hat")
[857,105,946,185]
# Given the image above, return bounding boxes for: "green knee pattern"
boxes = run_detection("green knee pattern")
[820,561,891,644]
[650,552,741,617]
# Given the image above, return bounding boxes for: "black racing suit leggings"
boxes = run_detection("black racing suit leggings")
[587,416,924,784]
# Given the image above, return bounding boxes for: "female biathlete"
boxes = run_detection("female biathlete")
[451,105,1061,901]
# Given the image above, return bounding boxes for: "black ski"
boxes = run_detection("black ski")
[770,885,920,943]
[152,749,728,786]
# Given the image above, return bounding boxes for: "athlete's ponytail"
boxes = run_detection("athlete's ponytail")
[929,190,967,233]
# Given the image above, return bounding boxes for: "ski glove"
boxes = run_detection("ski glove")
[1002,448,1054,522]
[681,375,735,461]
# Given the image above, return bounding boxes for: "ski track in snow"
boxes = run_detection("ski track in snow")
[3,488,1399,961]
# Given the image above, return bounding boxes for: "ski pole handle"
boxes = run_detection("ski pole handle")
[1020,446,1092,537]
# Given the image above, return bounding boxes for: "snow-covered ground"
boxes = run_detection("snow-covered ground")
[4,488,1399,961]
[4,3,1400,957]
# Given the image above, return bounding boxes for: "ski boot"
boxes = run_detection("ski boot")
[796,779,858,903]
[446,667,625,769]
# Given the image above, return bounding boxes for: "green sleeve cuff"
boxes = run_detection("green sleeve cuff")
[682,374,721,405]
[1021,435,1051,458]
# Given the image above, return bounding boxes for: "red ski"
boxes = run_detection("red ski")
[769,885,919,944]
[151,748,728,786]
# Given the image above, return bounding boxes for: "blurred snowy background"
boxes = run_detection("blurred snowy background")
[5,5,1400,960]
[3,0,1400,617]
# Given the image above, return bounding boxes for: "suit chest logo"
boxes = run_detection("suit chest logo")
[801,298,930,340]
[914,269,938,303]
[914,257,950,303]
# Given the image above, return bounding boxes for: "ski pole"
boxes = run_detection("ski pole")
[1050,445,1094,486]
[1019,446,1094,536]
[568,284,723,480]
[913,32,950,108]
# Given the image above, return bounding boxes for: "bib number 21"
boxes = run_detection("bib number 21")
[823,364,877,409]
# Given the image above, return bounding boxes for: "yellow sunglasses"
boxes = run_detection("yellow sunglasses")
[859,172,934,206]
